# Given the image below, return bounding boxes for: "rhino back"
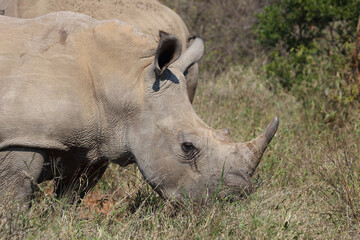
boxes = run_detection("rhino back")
[0,13,101,150]
[10,0,189,50]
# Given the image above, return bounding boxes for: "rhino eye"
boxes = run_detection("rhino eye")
[180,142,200,169]
[181,142,196,152]
[180,142,200,162]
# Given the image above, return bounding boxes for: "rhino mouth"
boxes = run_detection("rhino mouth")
[226,170,250,182]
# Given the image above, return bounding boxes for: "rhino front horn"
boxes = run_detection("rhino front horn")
[239,117,279,172]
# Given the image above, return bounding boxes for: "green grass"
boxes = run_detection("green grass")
[1,62,359,239]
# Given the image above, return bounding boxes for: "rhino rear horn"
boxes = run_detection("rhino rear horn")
[173,36,204,74]
[154,31,182,77]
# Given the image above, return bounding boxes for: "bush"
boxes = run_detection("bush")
[254,0,360,123]
[255,0,360,53]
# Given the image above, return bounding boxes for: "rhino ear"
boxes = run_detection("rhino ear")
[173,36,204,74]
[154,31,182,77]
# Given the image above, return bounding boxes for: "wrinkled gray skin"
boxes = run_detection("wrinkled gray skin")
[0,0,199,103]
[0,12,278,205]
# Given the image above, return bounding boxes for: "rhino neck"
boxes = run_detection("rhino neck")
[85,63,147,165]
[84,53,153,165]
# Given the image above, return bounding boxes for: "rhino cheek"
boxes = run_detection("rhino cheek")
[162,171,207,202]
[132,136,184,196]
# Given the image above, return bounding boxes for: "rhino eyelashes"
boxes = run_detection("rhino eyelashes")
[179,142,201,170]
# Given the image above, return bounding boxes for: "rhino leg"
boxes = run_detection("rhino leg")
[0,147,46,205]
[54,161,108,203]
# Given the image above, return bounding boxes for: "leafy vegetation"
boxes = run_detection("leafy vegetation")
[255,0,360,52]
[1,0,360,239]
[254,0,360,124]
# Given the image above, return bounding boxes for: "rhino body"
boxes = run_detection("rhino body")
[0,0,198,102]
[0,12,278,204]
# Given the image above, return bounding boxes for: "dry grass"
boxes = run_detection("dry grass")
[1,62,360,239]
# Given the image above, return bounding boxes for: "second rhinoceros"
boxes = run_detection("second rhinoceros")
[0,12,278,204]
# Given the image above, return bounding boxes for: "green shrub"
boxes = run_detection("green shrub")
[255,0,360,123]
[265,44,322,90]
[255,0,360,53]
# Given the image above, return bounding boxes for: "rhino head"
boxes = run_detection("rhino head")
[127,31,278,202]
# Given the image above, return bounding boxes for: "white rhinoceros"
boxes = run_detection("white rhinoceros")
[0,12,278,204]
[0,0,199,102]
